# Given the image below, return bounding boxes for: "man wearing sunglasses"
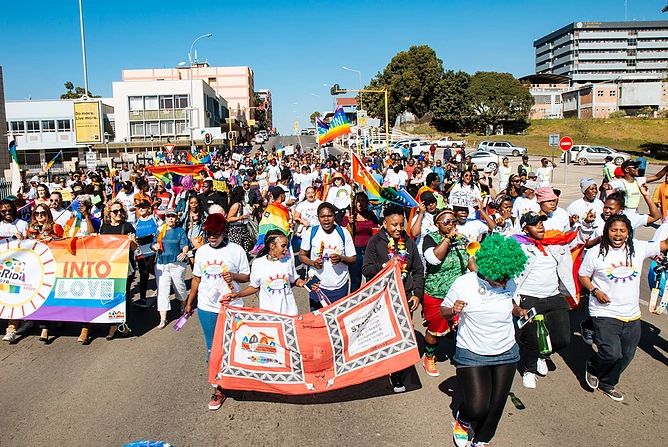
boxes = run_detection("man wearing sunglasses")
[49,191,71,227]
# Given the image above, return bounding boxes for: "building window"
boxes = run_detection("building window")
[41,120,56,132]
[57,119,71,131]
[10,121,25,132]
[208,77,216,85]
[159,95,174,109]
[26,120,40,133]
[610,90,616,97]
[129,96,143,111]
[145,121,159,136]
[144,96,159,110]
[597,91,604,97]
[160,121,175,135]
[175,120,187,134]
[175,95,188,109]
[130,122,145,136]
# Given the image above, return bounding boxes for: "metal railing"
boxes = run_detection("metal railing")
[0,178,13,200]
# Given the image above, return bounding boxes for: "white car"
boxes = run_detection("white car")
[410,141,433,156]
[432,136,466,148]
[254,135,265,144]
[466,151,502,170]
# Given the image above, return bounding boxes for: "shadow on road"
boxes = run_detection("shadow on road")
[638,320,668,367]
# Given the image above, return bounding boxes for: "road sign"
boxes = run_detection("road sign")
[164,144,175,154]
[85,151,97,170]
[203,133,213,145]
[357,110,368,127]
[559,136,574,151]
[549,134,560,147]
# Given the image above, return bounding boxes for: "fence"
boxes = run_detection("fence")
[0,178,13,200]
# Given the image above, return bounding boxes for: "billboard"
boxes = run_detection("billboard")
[73,100,102,144]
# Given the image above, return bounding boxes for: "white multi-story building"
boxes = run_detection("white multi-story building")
[0,67,9,176]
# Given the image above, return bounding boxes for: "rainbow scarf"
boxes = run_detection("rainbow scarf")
[251,201,291,255]
[45,150,62,171]
[156,223,168,251]
[351,152,419,208]
[317,106,351,145]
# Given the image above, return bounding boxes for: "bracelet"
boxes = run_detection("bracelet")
[590,287,599,296]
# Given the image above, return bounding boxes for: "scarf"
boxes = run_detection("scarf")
[512,230,578,255]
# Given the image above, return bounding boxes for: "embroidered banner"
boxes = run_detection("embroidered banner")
[0,235,130,323]
[208,261,420,394]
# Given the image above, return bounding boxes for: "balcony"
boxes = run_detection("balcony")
[637,40,668,49]
[536,52,552,64]
[553,34,573,47]
[579,31,628,39]
[553,44,574,58]
[578,41,627,50]
[637,31,668,39]
[129,110,144,120]
[174,109,186,119]
[636,51,668,59]
[636,61,668,70]
[578,51,627,61]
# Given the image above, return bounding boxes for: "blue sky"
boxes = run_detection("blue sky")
[1,0,667,134]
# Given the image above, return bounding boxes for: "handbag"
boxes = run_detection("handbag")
[187,216,204,250]
[246,218,259,243]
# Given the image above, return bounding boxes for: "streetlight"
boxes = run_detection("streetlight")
[342,66,362,109]
[187,33,213,148]
[104,132,110,158]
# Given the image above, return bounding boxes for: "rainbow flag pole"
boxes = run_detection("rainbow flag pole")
[317,106,351,146]
[45,150,62,172]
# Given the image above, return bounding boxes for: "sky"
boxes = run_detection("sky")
[1,0,667,134]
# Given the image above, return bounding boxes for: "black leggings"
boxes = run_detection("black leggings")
[519,294,571,373]
[457,363,516,444]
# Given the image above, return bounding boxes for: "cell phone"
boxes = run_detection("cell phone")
[304,276,320,291]
[517,307,537,329]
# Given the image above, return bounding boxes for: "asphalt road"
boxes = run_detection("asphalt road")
[2,153,668,447]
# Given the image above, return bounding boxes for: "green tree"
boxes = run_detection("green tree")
[310,111,321,124]
[431,70,472,131]
[60,81,100,99]
[465,72,534,131]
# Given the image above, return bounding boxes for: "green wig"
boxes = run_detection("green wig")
[475,233,527,281]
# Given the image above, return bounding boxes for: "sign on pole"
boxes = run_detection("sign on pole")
[357,110,368,127]
[164,144,175,154]
[548,134,560,147]
[85,151,97,170]
[74,100,103,144]
[559,136,573,184]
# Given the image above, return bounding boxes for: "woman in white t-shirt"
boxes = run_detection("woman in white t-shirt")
[183,213,250,412]
[579,214,668,402]
[449,170,482,217]
[441,234,529,447]
[224,230,306,316]
[409,191,439,271]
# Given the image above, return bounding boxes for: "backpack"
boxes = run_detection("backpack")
[309,225,346,253]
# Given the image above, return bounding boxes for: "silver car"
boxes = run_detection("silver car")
[574,146,630,166]
[467,151,502,170]
[479,141,527,156]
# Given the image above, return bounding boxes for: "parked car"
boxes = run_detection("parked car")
[560,145,590,163]
[466,151,502,170]
[567,146,631,166]
[480,141,527,156]
[410,140,433,156]
[432,136,466,148]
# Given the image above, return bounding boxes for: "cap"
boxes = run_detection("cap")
[520,211,548,229]
[621,159,641,170]
[527,171,537,178]
[580,178,597,193]
[534,314,544,322]
[523,180,538,191]
[420,191,437,204]
[535,186,558,203]
[165,208,178,216]
[271,186,285,196]
[604,155,613,161]
[203,213,227,233]
[30,176,39,183]
[123,181,133,189]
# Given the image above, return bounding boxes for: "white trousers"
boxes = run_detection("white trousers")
[155,261,187,312]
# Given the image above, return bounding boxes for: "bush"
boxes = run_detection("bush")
[609,111,626,119]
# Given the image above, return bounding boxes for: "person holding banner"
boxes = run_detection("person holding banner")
[183,213,250,411]
[27,203,64,241]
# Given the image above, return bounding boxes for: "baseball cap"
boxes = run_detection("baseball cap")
[520,211,548,229]
[165,208,178,216]
[535,187,558,203]
[523,180,538,191]
[123,180,133,189]
[527,171,537,178]
[621,159,641,170]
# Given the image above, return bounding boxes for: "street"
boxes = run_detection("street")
[1,151,668,447]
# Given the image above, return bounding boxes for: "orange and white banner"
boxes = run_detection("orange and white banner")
[208,261,420,394]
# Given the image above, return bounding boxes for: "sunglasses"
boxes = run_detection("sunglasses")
[206,231,223,238]
[512,179,521,183]
[437,219,456,225]
[166,214,177,218]
[110,209,123,214]
[34,211,48,216]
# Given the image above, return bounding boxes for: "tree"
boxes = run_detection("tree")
[359,45,445,125]
[431,70,472,132]
[60,81,100,99]
[310,111,321,124]
[465,72,534,131]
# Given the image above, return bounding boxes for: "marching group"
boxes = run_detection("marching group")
[2,142,668,447]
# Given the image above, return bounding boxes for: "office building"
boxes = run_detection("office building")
[534,21,668,84]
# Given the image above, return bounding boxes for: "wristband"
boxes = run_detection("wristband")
[590,287,599,297]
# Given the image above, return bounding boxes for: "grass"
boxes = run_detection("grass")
[399,118,668,160]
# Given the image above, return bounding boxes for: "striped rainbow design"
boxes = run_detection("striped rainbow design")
[351,153,419,208]
[317,106,351,145]
[147,164,209,186]
[251,202,291,254]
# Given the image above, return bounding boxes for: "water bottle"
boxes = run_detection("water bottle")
[174,310,193,331]
[535,314,552,355]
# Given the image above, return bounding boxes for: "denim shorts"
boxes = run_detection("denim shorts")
[454,343,520,367]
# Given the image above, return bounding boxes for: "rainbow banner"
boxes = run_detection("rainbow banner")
[317,106,351,145]
[0,236,131,323]
[351,153,418,208]
[146,164,208,186]
[251,202,291,255]
[186,153,211,165]
[45,150,62,171]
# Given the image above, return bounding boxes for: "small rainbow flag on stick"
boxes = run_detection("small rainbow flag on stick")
[45,150,62,171]
[351,152,418,208]
[317,106,351,145]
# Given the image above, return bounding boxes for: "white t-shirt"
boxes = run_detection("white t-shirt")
[443,271,519,355]
[543,207,570,233]
[250,255,299,316]
[536,166,554,187]
[512,196,539,219]
[566,197,605,230]
[517,250,560,298]
[300,226,356,290]
[267,165,281,183]
[410,211,437,270]
[51,208,72,228]
[457,219,489,242]
[653,220,668,242]
[294,172,318,200]
[326,185,352,210]
[397,170,408,187]
[384,170,400,187]
[193,242,251,313]
[0,219,29,239]
[295,199,322,228]
[592,212,649,238]
[116,191,137,223]
[579,240,660,320]
[449,183,482,216]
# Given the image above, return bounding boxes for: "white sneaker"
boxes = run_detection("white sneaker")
[16,320,33,334]
[537,358,548,376]
[2,331,17,342]
[523,371,537,389]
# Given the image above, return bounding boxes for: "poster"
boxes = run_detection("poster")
[0,235,130,323]
[73,100,102,144]
[209,261,420,394]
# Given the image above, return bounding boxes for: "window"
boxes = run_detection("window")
[160,121,174,135]
[57,119,71,131]
[597,90,604,97]
[130,122,145,136]
[175,120,187,134]
[610,90,616,97]
[159,95,174,109]
[145,121,159,136]
[175,95,188,109]
[129,96,143,111]
[208,77,216,84]
[10,121,25,132]
[144,96,158,110]
[41,120,56,132]
[26,120,40,133]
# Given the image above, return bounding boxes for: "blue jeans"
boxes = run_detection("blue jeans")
[587,317,641,390]
[309,280,349,311]
[198,308,219,363]
[349,246,366,292]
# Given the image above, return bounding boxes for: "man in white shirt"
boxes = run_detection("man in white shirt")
[607,159,668,213]
[116,181,137,223]
[266,158,281,186]
[0,200,28,239]
[49,191,71,228]
[536,158,556,187]
[293,165,318,202]
[397,164,409,187]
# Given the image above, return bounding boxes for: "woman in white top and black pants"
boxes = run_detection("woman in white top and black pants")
[441,234,529,447]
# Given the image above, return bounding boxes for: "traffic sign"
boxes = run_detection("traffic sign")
[549,134,560,147]
[164,144,175,154]
[85,151,97,170]
[559,136,573,151]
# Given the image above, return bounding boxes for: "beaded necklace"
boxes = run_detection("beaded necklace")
[387,232,409,280]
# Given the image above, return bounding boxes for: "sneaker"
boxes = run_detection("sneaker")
[580,320,594,345]
[389,373,405,393]
[16,320,33,335]
[522,371,537,389]
[2,331,17,342]
[208,389,226,410]
[133,298,148,308]
[600,387,624,402]
[584,362,599,391]
[423,356,440,377]
[453,412,472,447]
[537,358,548,376]
[157,320,168,330]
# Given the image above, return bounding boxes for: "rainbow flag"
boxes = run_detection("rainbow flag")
[351,153,418,208]
[8,140,21,194]
[146,164,209,187]
[250,202,291,255]
[186,153,211,165]
[317,106,351,146]
[45,150,62,171]
[156,223,168,251]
